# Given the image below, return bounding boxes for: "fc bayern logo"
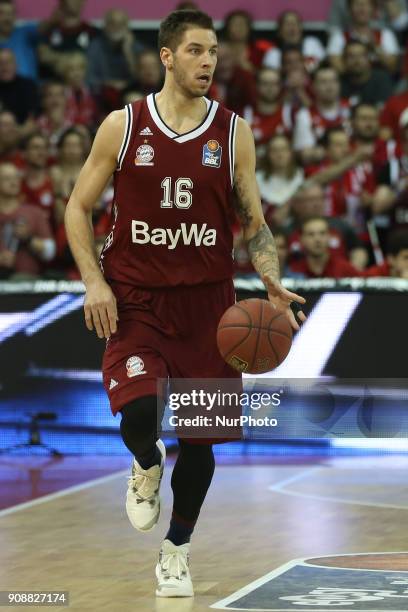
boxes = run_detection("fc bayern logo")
[135,144,154,166]
[126,356,147,378]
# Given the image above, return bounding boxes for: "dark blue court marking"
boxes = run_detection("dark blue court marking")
[211,561,408,610]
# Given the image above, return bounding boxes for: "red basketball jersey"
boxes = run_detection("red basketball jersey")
[100,95,238,289]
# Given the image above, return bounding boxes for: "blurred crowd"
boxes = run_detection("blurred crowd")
[1,0,408,280]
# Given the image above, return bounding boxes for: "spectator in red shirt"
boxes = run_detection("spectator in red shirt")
[380,90,408,140]
[328,0,400,74]
[307,127,375,239]
[38,0,96,79]
[293,65,351,164]
[263,10,326,73]
[365,228,408,277]
[0,162,55,278]
[209,42,256,115]
[58,52,98,127]
[221,10,272,71]
[350,102,399,172]
[21,133,55,225]
[243,68,293,157]
[290,216,361,278]
[0,110,24,168]
[286,180,367,268]
[370,110,408,248]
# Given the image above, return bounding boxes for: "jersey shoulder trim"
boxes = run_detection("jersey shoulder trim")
[228,112,238,188]
[117,104,133,170]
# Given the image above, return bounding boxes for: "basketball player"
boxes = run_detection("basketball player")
[65,10,305,598]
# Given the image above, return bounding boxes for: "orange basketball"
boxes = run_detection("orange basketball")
[217,298,292,374]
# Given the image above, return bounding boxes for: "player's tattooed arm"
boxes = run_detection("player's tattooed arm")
[234,117,306,330]
[234,171,280,281]
[247,224,280,281]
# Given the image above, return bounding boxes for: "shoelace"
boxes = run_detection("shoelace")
[127,471,159,504]
[160,550,189,581]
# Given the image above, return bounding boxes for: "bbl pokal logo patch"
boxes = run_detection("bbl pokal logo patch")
[202,139,222,168]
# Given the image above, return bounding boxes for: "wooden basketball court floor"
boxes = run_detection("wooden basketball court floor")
[2,452,408,611]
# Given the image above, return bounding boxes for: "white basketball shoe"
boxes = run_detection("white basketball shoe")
[126,439,166,532]
[155,539,194,597]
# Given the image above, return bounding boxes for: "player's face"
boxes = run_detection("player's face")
[301,221,330,257]
[327,132,350,162]
[314,70,339,103]
[171,28,218,97]
[390,250,408,279]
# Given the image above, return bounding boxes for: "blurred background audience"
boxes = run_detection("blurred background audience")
[0,0,407,280]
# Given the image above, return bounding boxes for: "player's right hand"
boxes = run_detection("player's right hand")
[84,279,118,339]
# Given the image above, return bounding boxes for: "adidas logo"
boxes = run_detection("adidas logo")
[139,127,153,136]
[109,378,118,390]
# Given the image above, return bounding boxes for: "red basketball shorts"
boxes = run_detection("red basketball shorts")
[102,278,241,417]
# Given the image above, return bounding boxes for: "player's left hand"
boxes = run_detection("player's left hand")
[262,275,306,331]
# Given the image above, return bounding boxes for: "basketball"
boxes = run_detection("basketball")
[217,298,292,374]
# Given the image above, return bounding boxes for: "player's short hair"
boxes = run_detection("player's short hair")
[387,229,408,256]
[301,215,329,233]
[158,9,215,51]
[0,0,14,6]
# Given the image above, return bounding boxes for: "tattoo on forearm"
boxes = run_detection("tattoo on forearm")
[247,224,280,282]
[233,171,253,228]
